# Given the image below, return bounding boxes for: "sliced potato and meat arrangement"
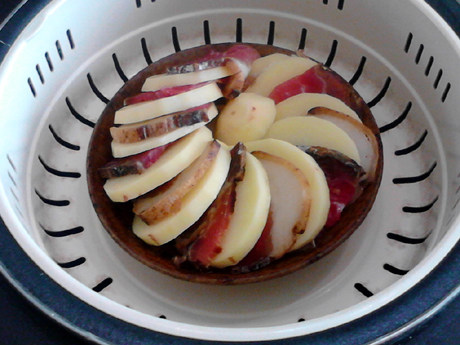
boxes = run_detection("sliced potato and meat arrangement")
[97,44,381,271]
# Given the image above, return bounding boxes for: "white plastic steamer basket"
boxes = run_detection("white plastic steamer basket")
[0,0,459,342]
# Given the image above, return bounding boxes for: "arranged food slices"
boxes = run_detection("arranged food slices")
[92,43,382,277]
[114,82,222,124]
[308,107,379,181]
[132,140,222,225]
[250,151,311,259]
[98,144,169,178]
[111,103,218,157]
[142,62,239,92]
[133,141,231,246]
[244,53,291,87]
[246,56,317,96]
[176,144,271,268]
[303,146,365,228]
[266,116,361,164]
[275,93,362,122]
[245,139,330,249]
[103,126,212,202]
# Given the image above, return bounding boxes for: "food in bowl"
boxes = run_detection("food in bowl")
[87,43,383,284]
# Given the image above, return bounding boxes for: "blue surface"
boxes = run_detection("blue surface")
[0,1,459,344]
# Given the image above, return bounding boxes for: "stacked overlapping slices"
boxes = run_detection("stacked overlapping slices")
[87,43,382,283]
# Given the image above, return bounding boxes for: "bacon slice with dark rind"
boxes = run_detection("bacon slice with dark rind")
[302,146,365,227]
[98,143,170,178]
[174,143,247,267]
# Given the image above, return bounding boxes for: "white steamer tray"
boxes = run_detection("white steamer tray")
[0,0,459,342]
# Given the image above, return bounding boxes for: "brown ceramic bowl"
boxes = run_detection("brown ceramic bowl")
[86,43,383,285]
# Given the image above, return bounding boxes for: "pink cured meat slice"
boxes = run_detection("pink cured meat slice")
[197,44,260,66]
[268,64,355,105]
[305,146,365,228]
[98,143,170,178]
[223,44,261,66]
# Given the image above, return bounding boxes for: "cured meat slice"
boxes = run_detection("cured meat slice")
[303,146,365,227]
[269,64,361,107]
[246,56,317,97]
[98,143,170,178]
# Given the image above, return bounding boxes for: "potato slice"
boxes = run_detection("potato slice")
[245,139,330,249]
[114,82,222,124]
[209,151,271,268]
[266,116,361,164]
[133,140,222,224]
[132,142,231,245]
[246,56,317,97]
[252,151,311,259]
[215,92,276,145]
[103,127,212,202]
[275,93,362,122]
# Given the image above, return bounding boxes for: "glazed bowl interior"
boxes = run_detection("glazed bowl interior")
[0,0,459,341]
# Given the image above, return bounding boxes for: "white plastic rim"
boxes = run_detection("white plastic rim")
[0,0,459,342]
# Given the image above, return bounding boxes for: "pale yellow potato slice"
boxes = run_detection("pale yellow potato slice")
[215,92,276,145]
[252,151,311,259]
[114,82,222,124]
[103,127,212,202]
[210,152,271,268]
[246,56,317,97]
[132,143,231,245]
[245,138,330,249]
[111,104,218,158]
[275,93,362,122]
[266,116,361,164]
[142,65,237,92]
[246,53,291,83]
